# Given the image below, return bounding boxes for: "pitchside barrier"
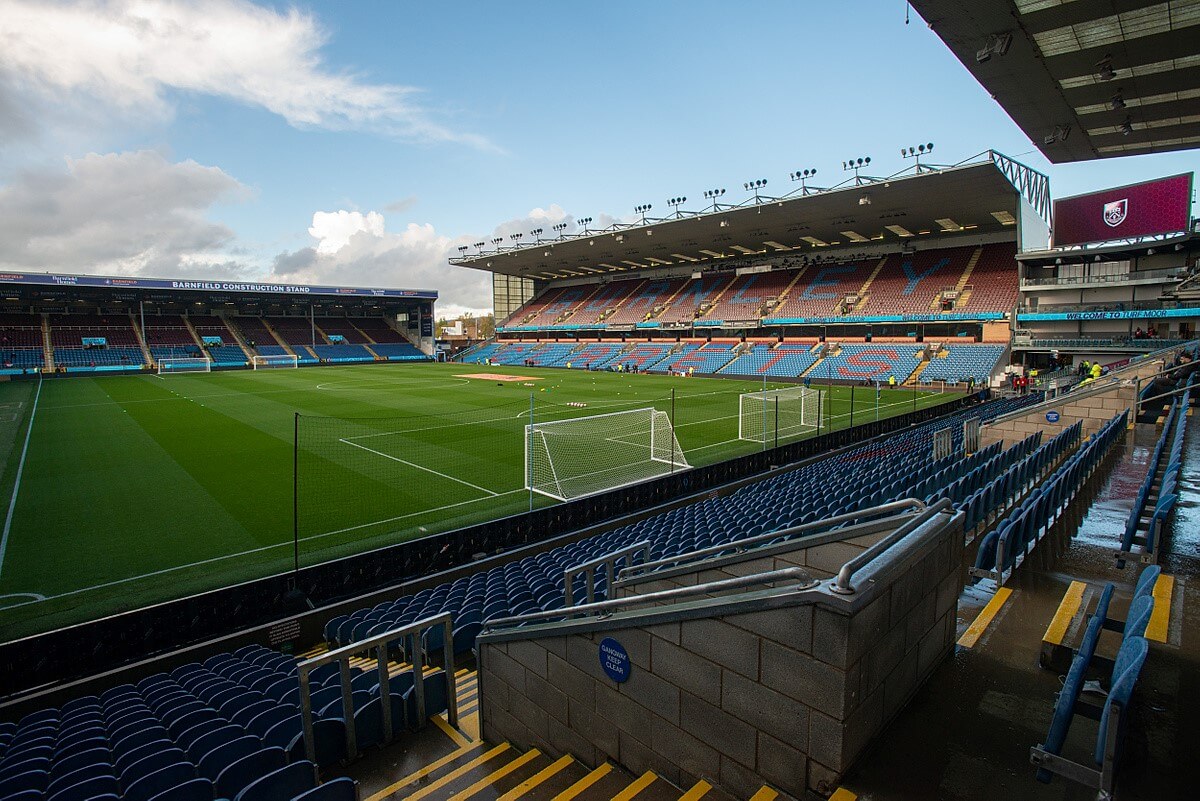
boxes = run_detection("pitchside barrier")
[0,390,989,699]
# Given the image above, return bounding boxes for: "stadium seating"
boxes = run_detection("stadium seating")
[719,342,820,377]
[605,279,687,326]
[651,342,737,374]
[920,345,1006,384]
[0,313,45,373]
[1031,571,1156,793]
[769,259,877,320]
[311,345,373,363]
[702,272,794,322]
[0,644,371,801]
[614,342,674,370]
[959,242,1019,313]
[808,343,922,382]
[857,248,974,317]
[973,411,1127,581]
[1116,377,1192,566]
[349,318,410,344]
[368,343,427,361]
[656,276,734,324]
[325,394,1040,654]
[524,342,578,366]
[571,279,646,324]
[563,342,625,369]
[314,318,369,344]
[51,314,147,372]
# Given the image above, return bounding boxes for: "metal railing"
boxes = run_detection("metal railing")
[297,614,458,764]
[616,499,925,583]
[832,498,953,594]
[564,540,651,608]
[486,568,819,632]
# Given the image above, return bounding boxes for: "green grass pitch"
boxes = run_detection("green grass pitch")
[0,363,958,638]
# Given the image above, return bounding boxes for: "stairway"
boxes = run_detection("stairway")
[353,322,379,345]
[182,316,206,348]
[301,638,783,801]
[768,267,810,318]
[40,314,54,371]
[854,256,890,298]
[952,247,983,308]
[260,318,297,356]
[128,312,154,367]
[217,315,256,361]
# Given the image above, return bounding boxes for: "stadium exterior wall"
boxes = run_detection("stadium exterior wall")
[0,391,985,708]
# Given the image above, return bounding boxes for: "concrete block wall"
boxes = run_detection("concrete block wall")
[477,517,963,799]
[980,382,1134,449]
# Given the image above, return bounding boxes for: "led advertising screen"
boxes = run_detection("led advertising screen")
[1052,173,1192,247]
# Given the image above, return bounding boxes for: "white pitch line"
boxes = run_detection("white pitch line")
[0,489,527,611]
[339,438,500,496]
[0,377,42,580]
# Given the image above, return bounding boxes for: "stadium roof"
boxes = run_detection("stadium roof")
[912,0,1200,163]
[0,271,436,300]
[452,154,1044,281]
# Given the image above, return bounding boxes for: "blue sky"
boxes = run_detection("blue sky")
[0,0,1195,315]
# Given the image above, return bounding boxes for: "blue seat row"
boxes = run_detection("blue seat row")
[0,644,362,801]
[973,412,1127,581]
[1117,378,1192,567]
[1030,567,1159,794]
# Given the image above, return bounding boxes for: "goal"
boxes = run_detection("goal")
[252,354,300,370]
[739,385,821,443]
[525,407,689,501]
[157,356,212,375]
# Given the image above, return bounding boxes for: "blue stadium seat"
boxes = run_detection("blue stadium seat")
[233,761,317,801]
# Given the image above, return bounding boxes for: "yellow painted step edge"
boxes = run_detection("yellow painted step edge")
[553,764,613,801]
[448,748,543,801]
[381,743,509,801]
[497,754,575,801]
[612,771,658,801]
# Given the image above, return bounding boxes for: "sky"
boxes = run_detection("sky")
[0,0,1196,317]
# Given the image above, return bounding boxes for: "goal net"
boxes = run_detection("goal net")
[252,354,299,370]
[157,356,212,375]
[739,385,821,443]
[525,407,689,501]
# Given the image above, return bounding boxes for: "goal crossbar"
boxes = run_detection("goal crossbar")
[525,406,689,501]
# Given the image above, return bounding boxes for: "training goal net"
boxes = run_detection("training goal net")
[252,354,299,370]
[739,385,822,443]
[157,356,212,375]
[525,407,689,501]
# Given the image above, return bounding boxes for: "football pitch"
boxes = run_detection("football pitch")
[0,363,958,638]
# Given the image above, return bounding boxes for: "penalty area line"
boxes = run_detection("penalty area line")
[339,439,501,497]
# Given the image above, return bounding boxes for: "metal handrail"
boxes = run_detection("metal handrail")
[485,567,819,631]
[564,540,651,608]
[298,613,457,764]
[832,498,954,594]
[617,499,926,582]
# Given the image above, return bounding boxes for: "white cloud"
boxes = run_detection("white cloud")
[0,149,250,276]
[309,210,386,255]
[0,0,491,148]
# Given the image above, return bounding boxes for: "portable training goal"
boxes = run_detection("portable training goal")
[157,356,212,375]
[252,354,300,370]
[738,385,822,443]
[524,407,689,501]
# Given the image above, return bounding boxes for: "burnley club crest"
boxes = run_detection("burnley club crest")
[1103,198,1128,227]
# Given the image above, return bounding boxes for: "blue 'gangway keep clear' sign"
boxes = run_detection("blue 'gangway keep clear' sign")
[599,637,631,683]
[1046,410,1061,423]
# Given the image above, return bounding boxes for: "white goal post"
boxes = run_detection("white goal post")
[739,385,822,443]
[525,407,690,501]
[157,356,212,375]
[252,354,300,370]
